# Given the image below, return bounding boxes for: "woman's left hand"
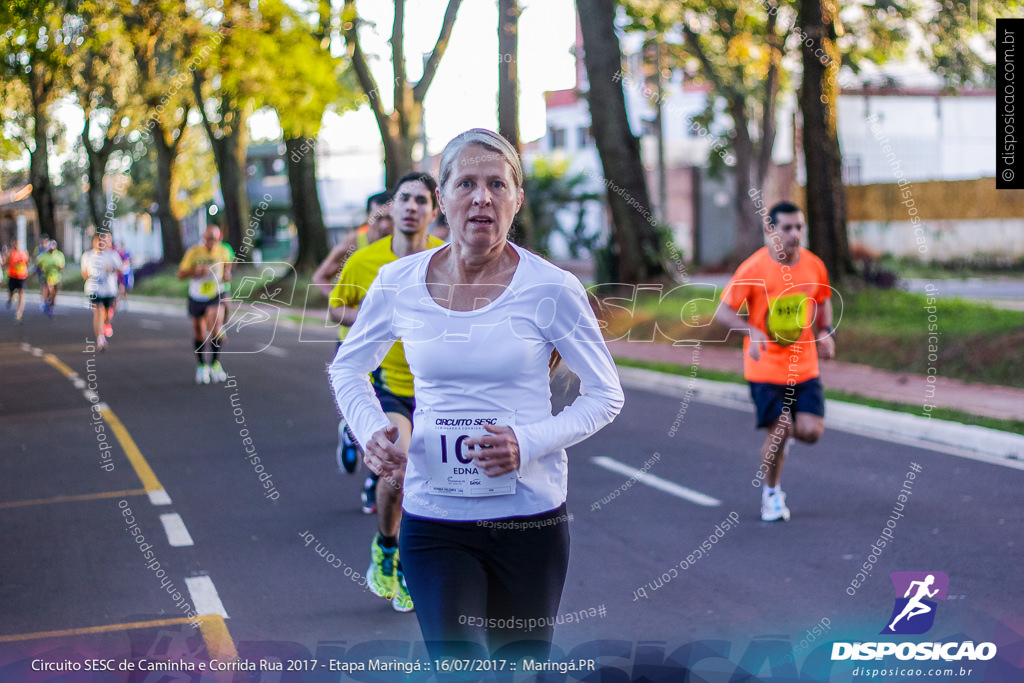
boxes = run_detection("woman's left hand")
[466,424,520,477]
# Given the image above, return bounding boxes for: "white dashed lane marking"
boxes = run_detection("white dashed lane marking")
[592,456,722,507]
[159,513,195,547]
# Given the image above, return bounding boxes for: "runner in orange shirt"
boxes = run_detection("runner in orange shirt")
[716,201,836,522]
[4,239,30,323]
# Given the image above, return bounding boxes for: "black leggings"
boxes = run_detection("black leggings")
[399,504,570,662]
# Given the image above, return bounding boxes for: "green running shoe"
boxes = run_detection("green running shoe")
[392,560,414,613]
[367,534,397,600]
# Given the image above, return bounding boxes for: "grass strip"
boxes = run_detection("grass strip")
[614,357,1024,436]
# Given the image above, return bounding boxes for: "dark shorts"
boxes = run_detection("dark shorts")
[749,377,825,429]
[400,503,570,660]
[373,379,415,422]
[187,295,224,319]
[88,293,116,310]
[7,276,25,292]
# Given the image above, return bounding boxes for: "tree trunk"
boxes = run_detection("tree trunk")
[82,117,115,233]
[152,125,185,264]
[285,136,329,272]
[729,97,762,260]
[344,0,462,188]
[84,144,110,232]
[799,0,852,283]
[497,0,535,249]
[214,127,249,251]
[28,72,57,241]
[192,61,249,252]
[577,0,664,284]
[200,101,249,251]
[382,119,414,188]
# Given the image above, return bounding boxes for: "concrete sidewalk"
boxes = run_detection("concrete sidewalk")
[607,340,1024,423]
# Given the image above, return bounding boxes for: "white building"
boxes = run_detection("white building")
[838,87,997,185]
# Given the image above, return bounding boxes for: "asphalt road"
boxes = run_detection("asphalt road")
[1,299,1021,682]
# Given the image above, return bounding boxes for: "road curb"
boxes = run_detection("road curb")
[55,292,334,337]
[616,366,1024,462]
[45,291,1024,461]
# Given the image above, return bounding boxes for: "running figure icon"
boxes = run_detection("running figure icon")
[888,574,939,631]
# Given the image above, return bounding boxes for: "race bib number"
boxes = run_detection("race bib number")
[191,270,220,301]
[423,411,517,497]
[766,293,811,347]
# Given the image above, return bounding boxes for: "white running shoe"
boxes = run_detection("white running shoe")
[195,364,211,385]
[761,490,791,522]
[209,361,228,383]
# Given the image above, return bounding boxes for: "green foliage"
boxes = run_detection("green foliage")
[838,0,1015,89]
[74,1,138,118]
[877,254,1024,279]
[0,0,81,158]
[253,0,352,139]
[124,123,214,218]
[0,0,84,83]
[838,0,913,76]
[618,285,1024,388]
[522,157,601,258]
[127,266,190,298]
[0,79,33,155]
[836,287,1021,337]
[115,0,197,132]
[911,0,1022,88]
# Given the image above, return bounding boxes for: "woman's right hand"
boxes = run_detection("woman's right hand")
[363,424,406,476]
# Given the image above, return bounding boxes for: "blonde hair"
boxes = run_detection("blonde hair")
[437,129,523,192]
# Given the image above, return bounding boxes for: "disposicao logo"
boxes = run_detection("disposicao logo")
[882,571,948,635]
[831,572,998,663]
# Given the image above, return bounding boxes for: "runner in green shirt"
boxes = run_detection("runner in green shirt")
[36,240,66,318]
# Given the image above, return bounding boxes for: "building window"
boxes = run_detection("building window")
[549,126,566,150]
[842,156,862,185]
[578,126,593,148]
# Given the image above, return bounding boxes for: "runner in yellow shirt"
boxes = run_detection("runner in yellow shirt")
[178,226,233,384]
[329,173,444,613]
[315,192,394,490]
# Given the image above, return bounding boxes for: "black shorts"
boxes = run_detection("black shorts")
[400,504,570,660]
[187,295,223,319]
[88,293,116,310]
[372,379,415,422]
[7,276,25,292]
[749,377,825,429]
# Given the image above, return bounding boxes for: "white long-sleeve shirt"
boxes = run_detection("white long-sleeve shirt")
[329,243,624,521]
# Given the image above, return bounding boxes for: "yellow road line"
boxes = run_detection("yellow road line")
[0,489,147,510]
[0,617,197,643]
[0,616,238,663]
[42,353,77,379]
[41,349,166,497]
[197,615,239,660]
[25,349,237,660]
[99,407,164,494]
